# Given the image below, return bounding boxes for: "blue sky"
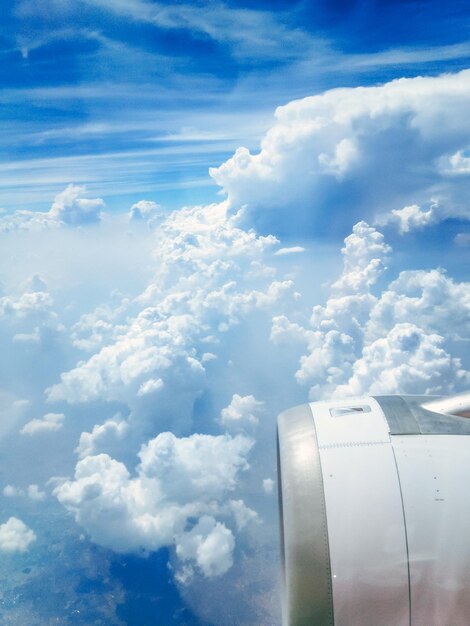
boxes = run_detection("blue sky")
[3,0,470,213]
[1,2,470,625]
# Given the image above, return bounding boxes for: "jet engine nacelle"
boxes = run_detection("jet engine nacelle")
[277,393,470,626]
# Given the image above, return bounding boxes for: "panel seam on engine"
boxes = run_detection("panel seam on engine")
[391,444,412,626]
[318,439,389,450]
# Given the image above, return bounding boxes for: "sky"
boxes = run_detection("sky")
[1,1,470,625]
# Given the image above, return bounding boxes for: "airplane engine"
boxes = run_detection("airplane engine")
[277,393,470,626]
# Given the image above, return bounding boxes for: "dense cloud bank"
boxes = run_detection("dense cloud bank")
[211,69,470,235]
[55,432,254,578]
[273,221,469,399]
[1,69,469,624]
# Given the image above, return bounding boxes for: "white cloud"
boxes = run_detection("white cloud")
[273,221,470,399]
[129,200,161,223]
[27,484,46,501]
[47,201,293,439]
[335,323,469,397]
[71,303,126,352]
[220,394,264,431]
[210,70,470,234]
[3,484,46,501]
[138,432,253,501]
[20,412,65,435]
[0,291,52,319]
[274,246,305,256]
[331,221,391,293]
[54,431,253,577]
[48,185,104,225]
[318,137,359,176]
[1,71,469,622]
[446,149,470,174]
[76,416,130,459]
[0,185,103,232]
[227,499,258,530]
[82,0,316,63]
[273,221,391,397]
[367,268,470,343]
[137,378,164,396]
[0,517,36,553]
[262,478,275,495]
[377,199,470,233]
[175,516,234,579]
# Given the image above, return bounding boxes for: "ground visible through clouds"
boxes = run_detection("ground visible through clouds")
[1,70,470,625]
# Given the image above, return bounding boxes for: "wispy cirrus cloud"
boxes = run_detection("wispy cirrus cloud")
[78,0,322,62]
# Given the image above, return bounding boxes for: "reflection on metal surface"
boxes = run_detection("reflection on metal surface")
[422,391,470,418]
[393,435,470,625]
[277,391,470,626]
[374,395,470,435]
[277,405,334,626]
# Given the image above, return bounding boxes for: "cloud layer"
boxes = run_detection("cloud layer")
[211,69,470,235]
[55,431,254,578]
[273,222,470,399]
[47,200,294,442]
[0,185,104,232]
[0,69,469,625]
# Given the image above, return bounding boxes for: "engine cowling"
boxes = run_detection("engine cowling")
[277,393,470,626]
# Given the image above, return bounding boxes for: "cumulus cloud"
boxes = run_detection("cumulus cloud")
[137,378,164,396]
[76,416,130,459]
[377,198,470,233]
[210,70,470,234]
[273,221,391,397]
[129,200,162,223]
[367,268,470,342]
[27,484,47,501]
[0,290,52,319]
[176,516,234,578]
[335,323,469,397]
[3,484,46,500]
[227,499,258,530]
[220,394,264,431]
[1,71,469,624]
[331,220,391,293]
[445,150,470,174]
[54,432,254,577]
[48,185,104,225]
[262,478,275,495]
[273,221,470,398]
[20,412,65,435]
[70,303,126,352]
[378,202,440,233]
[0,185,104,232]
[23,198,297,599]
[47,201,295,439]
[0,517,36,553]
[0,277,56,335]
